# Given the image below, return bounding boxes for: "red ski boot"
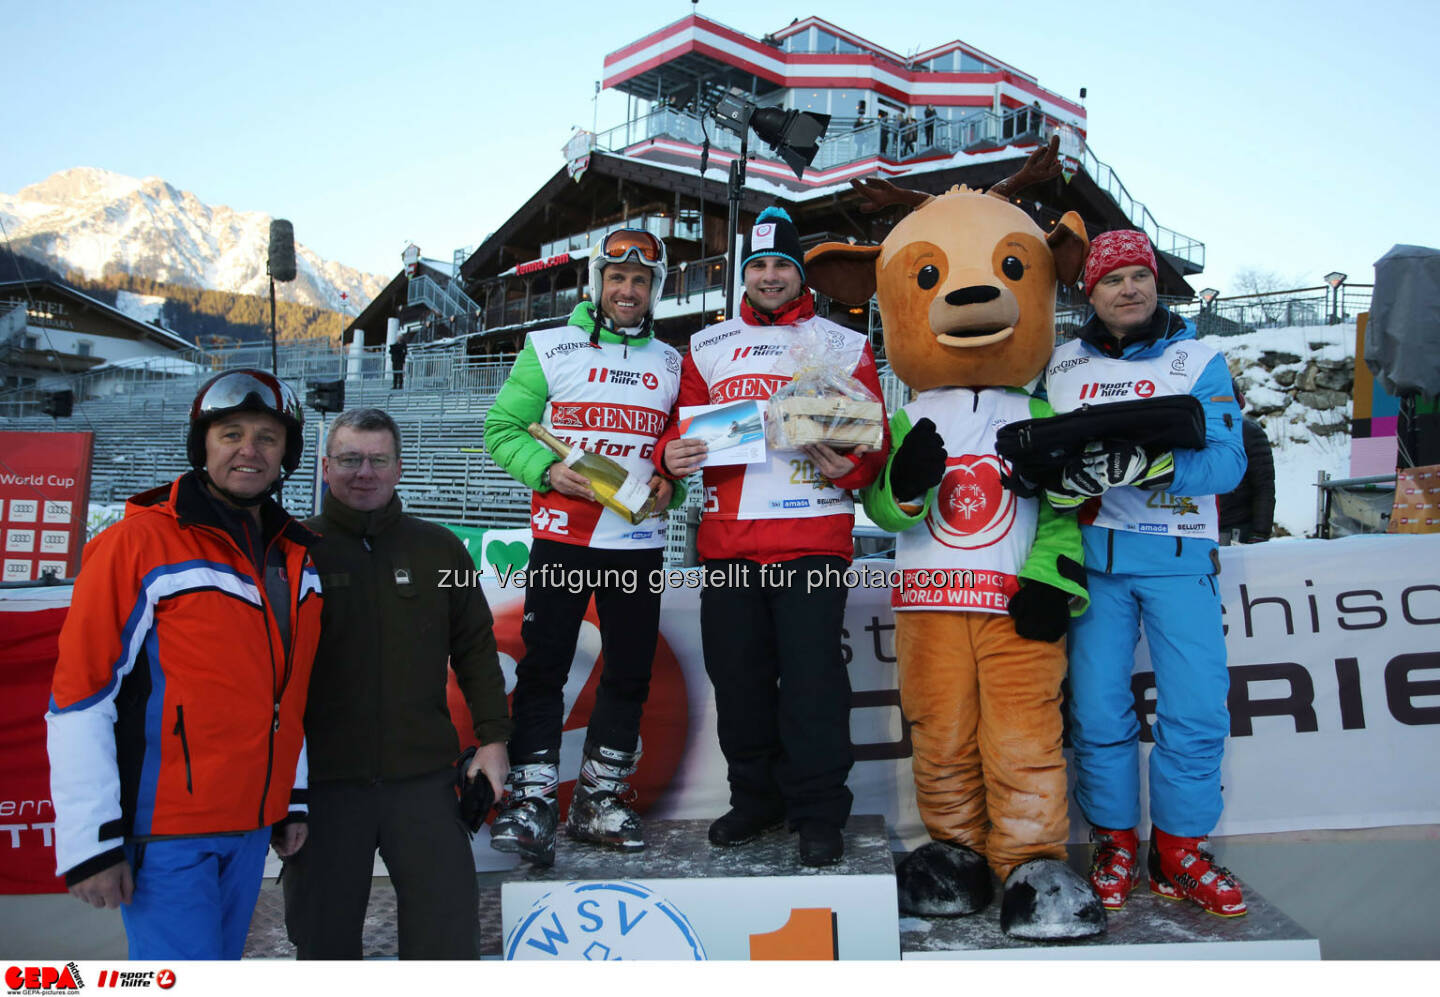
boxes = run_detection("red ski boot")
[1088,826,1140,911]
[1148,827,1247,917]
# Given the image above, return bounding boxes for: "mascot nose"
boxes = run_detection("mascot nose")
[945,285,1001,306]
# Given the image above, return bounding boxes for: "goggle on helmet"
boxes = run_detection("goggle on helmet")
[588,228,668,318]
[186,368,305,475]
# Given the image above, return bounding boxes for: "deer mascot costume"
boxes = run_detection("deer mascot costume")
[806,141,1104,939]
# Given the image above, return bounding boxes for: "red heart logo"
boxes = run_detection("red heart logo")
[927,454,1016,550]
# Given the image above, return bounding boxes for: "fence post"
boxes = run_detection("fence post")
[462,452,471,522]
[1315,470,1331,539]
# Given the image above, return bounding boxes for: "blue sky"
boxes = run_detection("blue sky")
[3,0,1434,298]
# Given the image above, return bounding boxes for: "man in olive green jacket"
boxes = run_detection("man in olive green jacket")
[282,407,511,959]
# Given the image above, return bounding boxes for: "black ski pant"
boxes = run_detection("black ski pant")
[282,769,478,959]
[509,538,663,758]
[700,555,854,829]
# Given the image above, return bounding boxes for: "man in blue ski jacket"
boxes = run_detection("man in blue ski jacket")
[1043,230,1248,917]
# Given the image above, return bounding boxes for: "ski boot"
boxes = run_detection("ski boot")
[565,739,644,851]
[489,750,559,867]
[1148,827,1247,917]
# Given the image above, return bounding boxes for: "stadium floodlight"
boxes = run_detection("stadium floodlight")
[709,87,831,318]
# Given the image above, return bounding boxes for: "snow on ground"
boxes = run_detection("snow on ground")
[1217,322,1357,539]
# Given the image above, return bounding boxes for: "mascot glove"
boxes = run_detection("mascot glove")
[1007,580,1072,643]
[889,417,948,502]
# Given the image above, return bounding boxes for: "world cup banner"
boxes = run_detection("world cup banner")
[4,534,1439,892]
[0,432,92,583]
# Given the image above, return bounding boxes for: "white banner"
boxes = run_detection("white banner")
[475,533,1440,847]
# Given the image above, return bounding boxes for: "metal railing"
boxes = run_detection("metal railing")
[1315,471,1395,538]
[407,272,481,338]
[588,105,1203,271]
[1055,285,1374,340]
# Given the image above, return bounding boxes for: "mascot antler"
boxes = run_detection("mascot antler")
[987,134,1061,201]
[849,177,933,215]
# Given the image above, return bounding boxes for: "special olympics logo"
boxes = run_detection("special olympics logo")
[926,454,1016,550]
[1134,379,1156,398]
[446,598,689,813]
[506,881,706,960]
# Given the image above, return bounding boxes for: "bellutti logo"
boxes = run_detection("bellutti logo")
[506,881,706,960]
[5,963,83,991]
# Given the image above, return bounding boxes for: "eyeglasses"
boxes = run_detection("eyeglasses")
[329,453,396,470]
[599,228,664,265]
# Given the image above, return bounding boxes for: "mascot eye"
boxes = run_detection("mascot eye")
[917,265,940,290]
[1001,256,1026,281]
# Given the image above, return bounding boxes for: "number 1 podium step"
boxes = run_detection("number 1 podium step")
[500,815,900,960]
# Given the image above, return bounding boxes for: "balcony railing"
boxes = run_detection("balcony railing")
[588,105,1204,272]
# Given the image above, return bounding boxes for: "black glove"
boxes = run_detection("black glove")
[455,746,496,834]
[1007,581,1072,642]
[889,418,947,502]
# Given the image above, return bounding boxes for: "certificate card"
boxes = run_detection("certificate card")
[677,400,767,467]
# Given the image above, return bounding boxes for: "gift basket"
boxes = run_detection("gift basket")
[763,326,886,451]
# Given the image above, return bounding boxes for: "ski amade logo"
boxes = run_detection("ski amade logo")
[506,881,706,960]
[445,595,689,813]
[5,964,83,992]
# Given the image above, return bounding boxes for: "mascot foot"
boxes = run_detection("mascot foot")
[1000,858,1107,940]
[896,840,994,917]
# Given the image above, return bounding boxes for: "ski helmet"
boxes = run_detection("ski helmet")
[187,368,304,476]
[588,227,668,319]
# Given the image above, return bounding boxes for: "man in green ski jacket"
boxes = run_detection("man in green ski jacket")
[483,228,685,866]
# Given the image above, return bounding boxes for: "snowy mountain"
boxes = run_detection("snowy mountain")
[0,167,385,316]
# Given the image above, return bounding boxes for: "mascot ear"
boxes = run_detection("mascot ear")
[805,242,881,306]
[1048,211,1089,288]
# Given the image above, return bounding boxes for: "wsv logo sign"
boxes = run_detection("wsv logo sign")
[506,882,705,960]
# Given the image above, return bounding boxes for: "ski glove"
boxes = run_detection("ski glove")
[456,746,497,834]
[1007,580,1072,643]
[889,417,948,502]
[1058,442,1174,497]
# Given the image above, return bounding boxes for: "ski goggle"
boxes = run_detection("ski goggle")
[190,369,301,425]
[597,228,664,265]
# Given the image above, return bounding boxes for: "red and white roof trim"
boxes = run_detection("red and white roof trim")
[603,15,1082,121]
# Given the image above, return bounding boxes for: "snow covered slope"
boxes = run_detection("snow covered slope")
[1220,322,1357,539]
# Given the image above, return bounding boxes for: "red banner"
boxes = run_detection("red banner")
[0,603,68,894]
[0,431,93,583]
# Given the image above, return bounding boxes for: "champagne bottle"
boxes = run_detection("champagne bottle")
[528,424,656,525]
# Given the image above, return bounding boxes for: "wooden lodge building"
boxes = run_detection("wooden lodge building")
[345,14,1205,361]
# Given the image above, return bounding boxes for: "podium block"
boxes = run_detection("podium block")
[901,870,1319,959]
[501,816,899,960]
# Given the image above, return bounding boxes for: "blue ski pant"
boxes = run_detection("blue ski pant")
[1067,571,1230,836]
[121,827,271,959]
